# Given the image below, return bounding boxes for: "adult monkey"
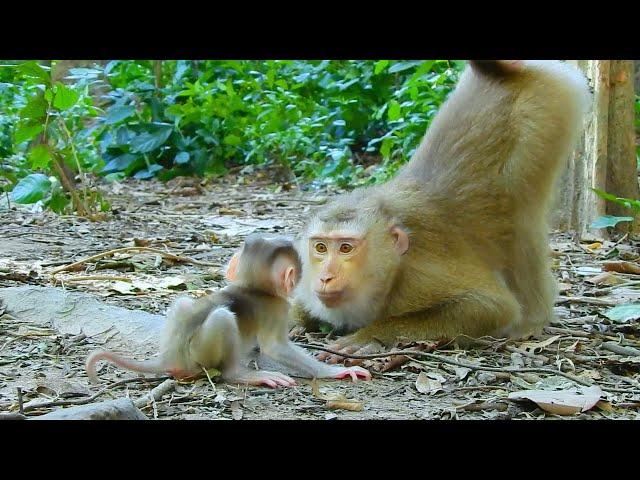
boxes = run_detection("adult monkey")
[292,60,590,363]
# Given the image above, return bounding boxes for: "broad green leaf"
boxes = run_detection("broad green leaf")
[44,88,53,102]
[14,124,43,144]
[387,101,401,121]
[53,82,80,111]
[174,152,190,164]
[374,60,389,75]
[130,126,173,153]
[11,173,52,204]
[380,138,393,158]
[48,189,70,213]
[20,94,47,121]
[388,61,423,74]
[101,153,137,173]
[223,134,241,146]
[28,145,52,169]
[603,303,640,323]
[590,215,634,229]
[17,61,50,84]
[133,164,163,179]
[105,105,136,124]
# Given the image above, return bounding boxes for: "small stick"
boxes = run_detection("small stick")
[555,296,618,307]
[54,275,133,283]
[134,379,176,409]
[51,246,217,275]
[16,387,24,414]
[22,376,168,413]
[298,343,595,387]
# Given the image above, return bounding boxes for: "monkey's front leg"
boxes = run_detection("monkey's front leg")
[263,341,371,382]
[319,288,521,365]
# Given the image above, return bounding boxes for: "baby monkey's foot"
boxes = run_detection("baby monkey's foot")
[226,370,297,389]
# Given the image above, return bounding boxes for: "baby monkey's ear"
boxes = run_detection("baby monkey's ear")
[225,252,241,281]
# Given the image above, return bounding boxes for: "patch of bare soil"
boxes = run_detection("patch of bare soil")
[1,173,639,420]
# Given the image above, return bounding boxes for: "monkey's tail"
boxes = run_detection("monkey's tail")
[85,349,166,383]
[468,60,524,79]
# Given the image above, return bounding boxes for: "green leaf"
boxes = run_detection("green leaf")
[387,101,401,121]
[44,88,53,102]
[48,189,70,213]
[17,61,50,84]
[380,138,393,158]
[53,82,80,111]
[590,215,634,229]
[130,126,173,153]
[105,105,136,124]
[603,303,640,323]
[133,164,163,179]
[11,174,52,204]
[14,124,43,144]
[223,134,241,146]
[20,94,47,121]
[28,145,52,169]
[388,61,423,74]
[101,153,137,173]
[174,152,190,164]
[374,60,389,75]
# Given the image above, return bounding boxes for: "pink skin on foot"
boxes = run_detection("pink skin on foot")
[332,366,371,382]
[229,371,297,389]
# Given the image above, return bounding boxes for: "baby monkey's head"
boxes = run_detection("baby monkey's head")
[225,233,302,298]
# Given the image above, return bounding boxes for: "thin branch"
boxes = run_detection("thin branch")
[50,246,218,275]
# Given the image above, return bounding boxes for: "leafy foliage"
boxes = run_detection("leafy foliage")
[0,60,463,211]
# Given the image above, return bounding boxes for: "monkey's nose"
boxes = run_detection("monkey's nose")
[320,274,334,285]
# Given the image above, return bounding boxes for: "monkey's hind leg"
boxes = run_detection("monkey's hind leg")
[197,307,296,388]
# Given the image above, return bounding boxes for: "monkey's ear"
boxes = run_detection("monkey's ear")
[225,253,240,281]
[390,225,410,255]
[280,265,297,295]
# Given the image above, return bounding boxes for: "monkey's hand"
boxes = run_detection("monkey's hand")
[317,334,386,366]
[330,365,372,382]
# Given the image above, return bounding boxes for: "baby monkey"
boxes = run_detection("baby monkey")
[85,233,371,388]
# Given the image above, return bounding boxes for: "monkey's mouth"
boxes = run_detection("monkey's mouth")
[316,290,345,307]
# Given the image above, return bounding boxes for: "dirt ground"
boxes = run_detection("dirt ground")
[1,171,640,420]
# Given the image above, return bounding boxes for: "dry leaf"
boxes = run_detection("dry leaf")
[557,282,572,292]
[110,281,136,295]
[563,340,581,353]
[520,335,561,353]
[508,385,603,415]
[595,400,614,412]
[326,401,363,412]
[602,261,640,275]
[454,367,471,380]
[415,372,443,395]
[584,242,602,252]
[585,272,625,286]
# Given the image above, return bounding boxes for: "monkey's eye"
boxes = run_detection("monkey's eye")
[314,242,328,254]
[339,243,354,254]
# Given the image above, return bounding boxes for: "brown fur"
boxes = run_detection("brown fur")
[294,60,590,346]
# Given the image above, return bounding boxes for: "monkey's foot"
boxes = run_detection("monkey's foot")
[331,366,372,382]
[226,370,297,389]
[317,335,385,366]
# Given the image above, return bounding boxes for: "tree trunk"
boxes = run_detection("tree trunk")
[554,60,639,236]
[606,61,639,231]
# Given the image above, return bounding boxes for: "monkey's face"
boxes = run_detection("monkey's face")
[308,236,367,307]
[305,222,409,309]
